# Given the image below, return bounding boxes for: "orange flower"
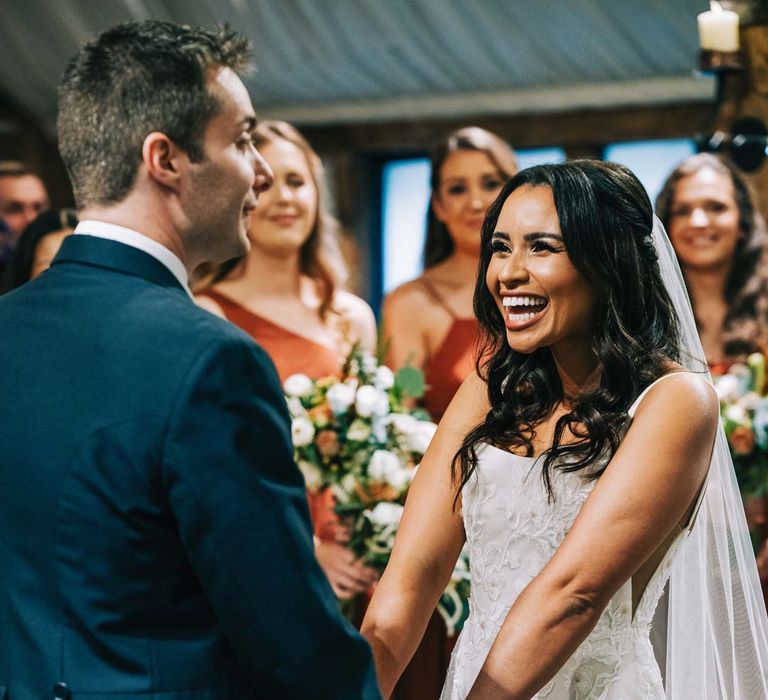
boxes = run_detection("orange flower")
[308,404,332,427]
[315,429,340,458]
[729,426,756,455]
[357,481,399,504]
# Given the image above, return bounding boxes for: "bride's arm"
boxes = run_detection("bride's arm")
[361,372,488,698]
[468,372,718,700]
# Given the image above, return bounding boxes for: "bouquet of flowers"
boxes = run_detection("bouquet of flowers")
[284,346,471,634]
[714,352,768,498]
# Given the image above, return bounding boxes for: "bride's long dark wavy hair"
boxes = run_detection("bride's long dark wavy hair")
[453,160,682,497]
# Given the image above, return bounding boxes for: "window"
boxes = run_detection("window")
[381,158,431,295]
[603,139,695,205]
[515,147,567,171]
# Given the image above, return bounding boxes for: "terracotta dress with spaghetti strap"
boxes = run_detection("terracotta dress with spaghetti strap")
[200,288,340,541]
[393,277,479,700]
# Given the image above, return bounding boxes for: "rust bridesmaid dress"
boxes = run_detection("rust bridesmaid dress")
[201,288,341,542]
[393,277,478,700]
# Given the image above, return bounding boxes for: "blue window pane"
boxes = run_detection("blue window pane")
[515,147,567,170]
[603,139,696,205]
[381,158,431,294]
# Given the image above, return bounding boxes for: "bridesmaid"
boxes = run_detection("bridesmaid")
[382,127,518,422]
[657,153,768,599]
[655,153,768,369]
[196,120,378,601]
[381,127,518,699]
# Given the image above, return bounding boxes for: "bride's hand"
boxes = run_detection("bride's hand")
[315,540,379,599]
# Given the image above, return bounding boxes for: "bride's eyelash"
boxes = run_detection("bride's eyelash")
[531,241,562,253]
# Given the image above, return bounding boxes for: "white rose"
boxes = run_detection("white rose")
[390,413,418,436]
[385,466,414,492]
[371,416,388,443]
[361,352,378,374]
[340,472,358,495]
[332,473,359,504]
[298,459,322,490]
[714,374,743,403]
[331,484,349,504]
[368,449,401,482]
[740,391,762,411]
[725,404,749,425]
[285,396,307,419]
[283,373,314,398]
[326,382,356,415]
[368,502,404,527]
[291,417,315,447]
[406,421,438,454]
[375,365,395,390]
[356,385,389,418]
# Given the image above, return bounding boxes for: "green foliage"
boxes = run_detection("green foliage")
[394,365,425,400]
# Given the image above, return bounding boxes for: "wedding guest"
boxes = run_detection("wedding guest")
[196,119,378,601]
[656,153,768,369]
[379,126,517,699]
[0,162,49,240]
[382,127,518,423]
[0,208,77,292]
[657,155,768,602]
[0,162,49,274]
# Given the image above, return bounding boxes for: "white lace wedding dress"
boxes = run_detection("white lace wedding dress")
[440,376,693,700]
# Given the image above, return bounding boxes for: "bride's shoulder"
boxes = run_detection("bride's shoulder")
[440,371,490,430]
[631,370,718,435]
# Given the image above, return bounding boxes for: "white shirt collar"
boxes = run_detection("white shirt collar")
[74,220,192,298]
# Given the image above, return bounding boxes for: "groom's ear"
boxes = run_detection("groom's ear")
[142,132,185,194]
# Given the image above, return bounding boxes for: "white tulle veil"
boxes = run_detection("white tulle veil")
[650,215,768,698]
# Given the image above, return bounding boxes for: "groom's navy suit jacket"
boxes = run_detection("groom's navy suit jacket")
[0,235,381,700]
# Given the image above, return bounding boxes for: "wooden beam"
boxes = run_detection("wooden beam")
[301,102,714,156]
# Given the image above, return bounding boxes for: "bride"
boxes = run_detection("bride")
[361,160,768,699]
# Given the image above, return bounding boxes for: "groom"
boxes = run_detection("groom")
[0,20,381,700]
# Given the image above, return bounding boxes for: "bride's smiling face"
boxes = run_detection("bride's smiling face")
[485,185,596,355]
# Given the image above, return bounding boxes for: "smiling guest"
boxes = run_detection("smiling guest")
[196,119,379,603]
[656,153,768,368]
[382,127,517,425]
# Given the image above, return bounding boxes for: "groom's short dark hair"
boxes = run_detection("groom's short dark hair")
[58,20,252,208]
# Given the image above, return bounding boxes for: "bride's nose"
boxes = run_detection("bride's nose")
[498,251,529,288]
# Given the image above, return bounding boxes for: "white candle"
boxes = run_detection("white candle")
[698,1,740,51]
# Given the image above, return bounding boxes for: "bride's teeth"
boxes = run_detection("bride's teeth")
[502,296,547,308]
